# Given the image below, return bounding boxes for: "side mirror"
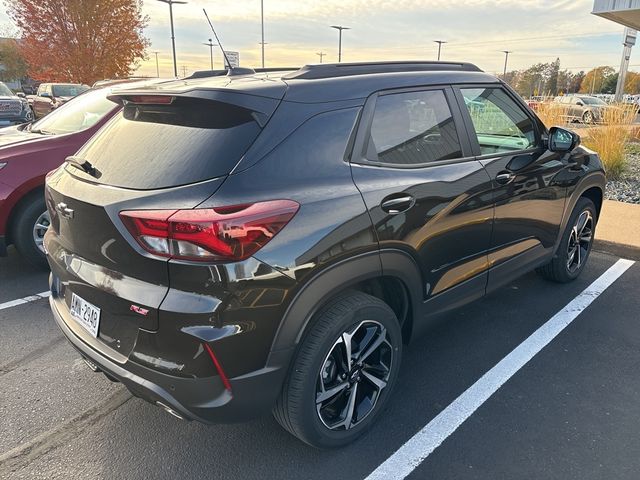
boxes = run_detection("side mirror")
[548,126,580,153]
[576,101,584,106]
[40,91,51,98]
[16,92,26,98]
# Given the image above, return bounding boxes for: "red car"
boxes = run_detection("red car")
[0,80,163,267]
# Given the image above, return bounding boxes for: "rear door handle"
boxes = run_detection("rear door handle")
[495,172,515,185]
[381,195,415,214]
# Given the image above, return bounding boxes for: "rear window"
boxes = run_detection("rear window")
[74,96,261,189]
[52,84,89,97]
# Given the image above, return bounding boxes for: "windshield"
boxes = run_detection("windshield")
[52,84,88,97]
[0,82,14,97]
[31,88,117,135]
[581,97,606,106]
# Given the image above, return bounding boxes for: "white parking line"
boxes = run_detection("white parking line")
[0,291,51,311]
[365,258,635,480]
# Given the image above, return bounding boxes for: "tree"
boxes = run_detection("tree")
[513,63,549,97]
[569,71,585,94]
[546,58,561,96]
[0,38,27,82]
[579,66,615,94]
[626,72,640,94]
[602,73,618,94]
[6,0,150,84]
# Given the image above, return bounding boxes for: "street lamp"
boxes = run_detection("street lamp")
[434,40,447,61]
[331,25,350,63]
[502,50,512,78]
[157,0,187,77]
[153,51,160,77]
[316,51,326,63]
[260,0,265,68]
[203,38,216,69]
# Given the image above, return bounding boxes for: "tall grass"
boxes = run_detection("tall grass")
[535,102,636,179]
[581,104,636,178]
[534,103,570,129]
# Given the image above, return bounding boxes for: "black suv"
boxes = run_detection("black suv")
[44,61,605,448]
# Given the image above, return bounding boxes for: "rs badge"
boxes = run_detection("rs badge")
[130,304,149,316]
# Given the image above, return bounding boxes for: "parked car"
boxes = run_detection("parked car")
[44,61,605,448]
[623,95,640,114]
[31,83,89,119]
[0,80,164,267]
[0,81,34,127]
[552,94,610,123]
[21,82,40,95]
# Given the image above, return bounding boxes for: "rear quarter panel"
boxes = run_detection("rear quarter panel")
[178,105,382,374]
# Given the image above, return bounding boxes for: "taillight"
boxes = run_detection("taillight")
[125,95,174,105]
[119,200,299,262]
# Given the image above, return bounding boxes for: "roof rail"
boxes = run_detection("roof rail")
[282,61,483,80]
[185,67,300,80]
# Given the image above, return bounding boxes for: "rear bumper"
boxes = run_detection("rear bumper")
[49,278,290,423]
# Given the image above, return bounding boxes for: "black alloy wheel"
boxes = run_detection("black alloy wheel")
[316,320,393,431]
[537,197,597,283]
[274,292,402,448]
[566,209,594,274]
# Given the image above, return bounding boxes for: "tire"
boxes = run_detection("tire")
[12,194,50,269]
[273,292,402,448]
[536,197,597,283]
[582,110,594,124]
[24,107,34,122]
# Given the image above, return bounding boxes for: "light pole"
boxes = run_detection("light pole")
[203,38,216,69]
[434,40,447,61]
[316,51,326,63]
[153,51,160,77]
[260,0,265,68]
[331,25,350,63]
[157,0,187,77]
[501,50,512,78]
[614,27,636,103]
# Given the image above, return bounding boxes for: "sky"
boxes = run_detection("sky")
[0,0,635,77]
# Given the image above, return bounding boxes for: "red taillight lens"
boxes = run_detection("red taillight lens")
[119,200,299,262]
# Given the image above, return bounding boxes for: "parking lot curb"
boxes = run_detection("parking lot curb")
[593,239,640,261]
[594,200,640,260]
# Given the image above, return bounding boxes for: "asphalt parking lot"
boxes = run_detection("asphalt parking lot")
[1,247,639,479]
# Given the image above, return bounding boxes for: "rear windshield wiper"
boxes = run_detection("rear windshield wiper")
[65,156,99,178]
[29,127,54,135]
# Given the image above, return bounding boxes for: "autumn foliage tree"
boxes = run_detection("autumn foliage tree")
[579,66,615,95]
[6,0,150,84]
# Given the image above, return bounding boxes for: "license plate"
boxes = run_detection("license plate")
[70,293,101,338]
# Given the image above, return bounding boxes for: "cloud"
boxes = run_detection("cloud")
[1,1,632,78]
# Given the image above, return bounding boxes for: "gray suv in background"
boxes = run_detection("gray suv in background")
[0,81,33,126]
[553,94,609,123]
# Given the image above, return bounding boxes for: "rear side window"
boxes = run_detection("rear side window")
[460,88,538,155]
[75,96,261,189]
[367,90,463,166]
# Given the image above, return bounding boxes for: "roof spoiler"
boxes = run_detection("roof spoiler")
[282,61,483,80]
[185,67,300,80]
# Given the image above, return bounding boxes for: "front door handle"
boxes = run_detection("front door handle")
[495,172,515,185]
[381,195,415,214]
